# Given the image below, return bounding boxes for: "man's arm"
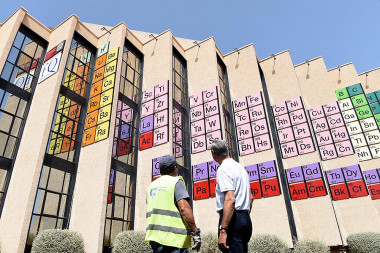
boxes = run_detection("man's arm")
[218,190,235,250]
[177,199,197,232]
[249,191,253,213]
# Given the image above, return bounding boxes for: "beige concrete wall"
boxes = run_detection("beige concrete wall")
[69,23,127,253]
[0,16,77,253]
[260,51,342,246]
[134,30,173,231]
[184,37,223,234]
[0,8,26,74]
[224,45,293,246]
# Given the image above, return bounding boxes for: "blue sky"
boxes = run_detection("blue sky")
[1,1,379,74]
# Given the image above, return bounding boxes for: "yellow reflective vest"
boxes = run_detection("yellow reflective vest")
[145,175,191,248]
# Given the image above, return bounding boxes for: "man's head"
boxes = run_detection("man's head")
[211,139,229,162]
[159,155,178,176]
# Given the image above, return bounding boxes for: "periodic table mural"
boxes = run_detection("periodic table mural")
[335,83,380,161]
[82,43,119,146]
[233,92,272,156]
[139,81,170,150]
[272,96,316,159]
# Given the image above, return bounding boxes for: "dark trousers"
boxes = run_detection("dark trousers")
[150,241,188,253]
[218,210,252,253]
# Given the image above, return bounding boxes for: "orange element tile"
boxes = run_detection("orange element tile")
[95,54,107,70]
[90,80,102,98]
[85,110,99,129]
[82,127,96,147]
[93,67,105,83]
[88,94,100,113]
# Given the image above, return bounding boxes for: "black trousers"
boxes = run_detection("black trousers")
[218,210,252,253]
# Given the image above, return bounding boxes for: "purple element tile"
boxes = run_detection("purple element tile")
[207,160,219,178]
[258,160,277,179]
[245,164,259,182]
[193,162,208,181]
[363,169,380,185]
[140,115,154,133]
[286,166,304,184]
[326,168,345,185]
[342,165,362,182]
[109,169,115,184]
[152,156,166,176]
[302,163,322,181]
[120,124,131,139]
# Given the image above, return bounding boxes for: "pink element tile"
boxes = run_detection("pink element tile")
[296,137,315,155]
[142,86,155,103]
[323,102,340,116]
[247,92,262,107]
[327,113,344,129]
[233,97,248,112]
[235,109,250,126]
[154,95,168,113]
[236,123,253,140]
[192,135,207,153]
[190,92,203,108]
[249,104,266,121]
[251,119,268,136]
[153,126,168,146]
[309,106,324,120]
[331,127,349,142]
[272,101,288,116]
[275,114,291,130]
[316,131,333,146]
[312,118,329,133]
[286,97,303,112]
[281,141,298,158]
[278,127,295,144]
[141,100,154,118]
[206,130,222,149]
[205,115,221,133]
[293,123,311,140]
[319,144,338,160]
[154,81,168,97]
[335,140,355,157]
[190,105,204,122]
[204,100,219,117]
[289,109,307,125]
[254,134,271,152]
[191,119,205,137]
[238,138,255,156]
[203,86,218,103]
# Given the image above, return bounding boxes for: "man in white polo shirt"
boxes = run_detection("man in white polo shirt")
[211,139,253,253]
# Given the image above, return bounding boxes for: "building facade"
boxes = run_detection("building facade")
[0,7,380,253]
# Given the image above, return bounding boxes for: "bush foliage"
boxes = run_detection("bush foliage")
[248,234,289,253]
[31,229,85,253]
[199,232,218,253]
[347,232,380,253]
[113,231,152,253]
[293,238,329,253]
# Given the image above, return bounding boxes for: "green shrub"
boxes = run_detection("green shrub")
[31,229,84,253]
[113,231,152,253]
[248,234,289,253]
[347,232,380,253]
[293,238,329,253]
[199,232,218,253]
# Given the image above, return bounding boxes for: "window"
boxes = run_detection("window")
[217,56,237,159]
[0,25,47,215]
[103,41,143,252]
[26,34,95,250]
[172,49,191,191]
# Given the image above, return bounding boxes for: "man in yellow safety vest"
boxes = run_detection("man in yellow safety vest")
[146,155,201,252]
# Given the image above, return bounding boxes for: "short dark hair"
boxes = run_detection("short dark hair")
[211,139,229,157]
[160,164,176,175]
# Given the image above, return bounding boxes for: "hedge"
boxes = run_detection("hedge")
[293,238,329,253]
[31,229,85,253]
[347,232,380,253]
[248,234,289,253]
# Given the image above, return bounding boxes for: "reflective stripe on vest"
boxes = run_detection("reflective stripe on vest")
[146,224,189,235]
[146,208,182,218]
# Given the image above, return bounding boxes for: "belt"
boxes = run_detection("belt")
[217,209,249,214]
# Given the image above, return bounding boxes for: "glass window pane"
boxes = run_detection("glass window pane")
[13,32,25,49]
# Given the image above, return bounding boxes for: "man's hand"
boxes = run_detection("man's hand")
[191,228,201,251]
[218,229,229,251]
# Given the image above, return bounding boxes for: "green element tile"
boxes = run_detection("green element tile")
[336,88,349,100]
[347,83,364,97]
[371,102,380,115]
[355,105,373,120]
[366,92,378,104]
[375,114,380,126]
[351,94,368,108]
[376,90,380,102]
